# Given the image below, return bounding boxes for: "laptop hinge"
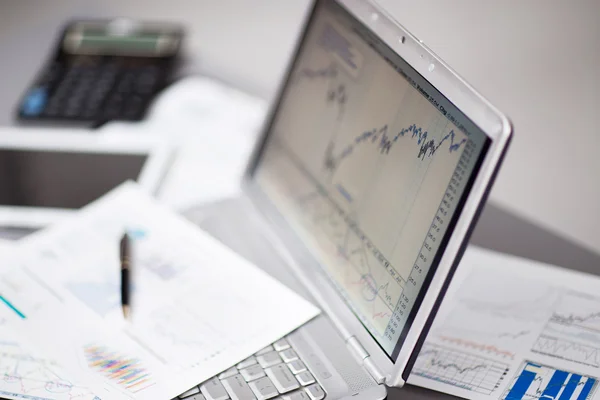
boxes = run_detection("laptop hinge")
[346,336,386,384]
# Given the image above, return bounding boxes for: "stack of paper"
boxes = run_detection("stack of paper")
[409,247,600,400]
[0,182,319,400]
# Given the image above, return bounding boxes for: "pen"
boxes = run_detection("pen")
[120,232,131,320]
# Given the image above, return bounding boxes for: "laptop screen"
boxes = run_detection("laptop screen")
[254,0,490,360]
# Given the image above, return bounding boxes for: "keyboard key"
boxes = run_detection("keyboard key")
[219,367,239,379]
[288,360,307,374]
[257,352,282,368]
[181,387,201,397]
[305,385,325,400]
[183,394,206,400]
[255,345,274,356]
[200,377,230,400]
[280,349,298,363]
[240,364,266,382]
[282,390,310,400]
[265,364,299,394]
[222,374,257,400]
[237,356,258,369]
[273,339,290,352]
[296,372,315,386]
[248,376,279,400]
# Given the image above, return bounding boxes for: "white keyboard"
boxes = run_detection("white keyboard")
[176,336,327,400]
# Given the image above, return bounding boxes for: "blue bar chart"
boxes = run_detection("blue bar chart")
[503,361,597,400]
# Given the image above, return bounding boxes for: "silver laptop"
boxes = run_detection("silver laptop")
[178,0,512,399]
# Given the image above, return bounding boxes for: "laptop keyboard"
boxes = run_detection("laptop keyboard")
[176,336,327,400]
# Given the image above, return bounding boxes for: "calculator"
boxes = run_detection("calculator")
[17,19,183,126]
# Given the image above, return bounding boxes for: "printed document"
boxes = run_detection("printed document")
[0,182,320,400]
[409,246,600,400]
[0,283,102,400]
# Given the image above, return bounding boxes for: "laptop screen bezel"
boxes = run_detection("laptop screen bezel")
[243,0,512,386]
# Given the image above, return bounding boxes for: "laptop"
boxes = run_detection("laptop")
[178,0,512,399]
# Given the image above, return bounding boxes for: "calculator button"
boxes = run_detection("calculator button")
[98,70,117,88]
[44,104,61,117]
[22,87,48,116]
[65,105,82,117]
[136,70,159,94]
[117,74,135,93]
[123,96,144,119]
[104,93,124,112]
[40,64,62,86]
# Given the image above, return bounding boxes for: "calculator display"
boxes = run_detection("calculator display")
[63,22,180,57]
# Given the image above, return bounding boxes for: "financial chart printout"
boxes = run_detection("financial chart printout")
[408,247,600,400]
[255,1,489,358]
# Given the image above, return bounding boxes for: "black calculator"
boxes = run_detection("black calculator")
[17,19,183,126]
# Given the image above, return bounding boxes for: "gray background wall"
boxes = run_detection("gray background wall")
[1,0,599,257]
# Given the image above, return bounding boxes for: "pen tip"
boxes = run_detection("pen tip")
[120,232,131,258]
[122,305,131,320]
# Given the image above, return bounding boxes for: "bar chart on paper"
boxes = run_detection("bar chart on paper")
[502,361,597,400]
[84,344,156,394]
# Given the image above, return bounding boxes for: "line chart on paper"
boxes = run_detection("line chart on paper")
[548,292,600,335]
[0,342,100,400]
[532,291,600,368]
[426,269,558,366]
[533,335,600,368]
[412,343,510,395]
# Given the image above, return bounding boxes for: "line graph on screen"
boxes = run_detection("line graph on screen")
[259,18,477,351]
[263,59,471,336]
